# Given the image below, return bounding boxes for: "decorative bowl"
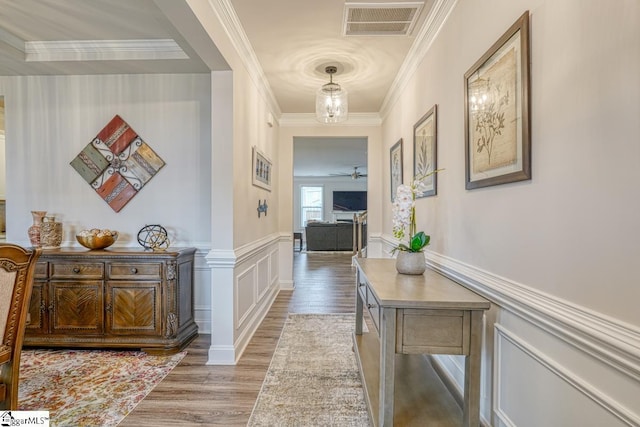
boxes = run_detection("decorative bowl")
[76,230,118,250]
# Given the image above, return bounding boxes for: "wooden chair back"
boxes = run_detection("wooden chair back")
[0,243,41,410]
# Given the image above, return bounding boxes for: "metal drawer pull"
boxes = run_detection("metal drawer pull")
[73,267,80,273]
[131,267,138,274]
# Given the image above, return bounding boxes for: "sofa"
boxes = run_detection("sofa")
[305,221,366,251]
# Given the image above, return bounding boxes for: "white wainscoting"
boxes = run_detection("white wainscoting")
[494,325,636,427]
[193,247,213,334]
[205,234,281,364]
[379,234,640,425]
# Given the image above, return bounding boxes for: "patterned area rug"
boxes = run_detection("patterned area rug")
[18,348,186,426]
[248,313,370,426]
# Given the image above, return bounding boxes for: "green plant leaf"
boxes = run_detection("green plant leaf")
[410,232,430,252]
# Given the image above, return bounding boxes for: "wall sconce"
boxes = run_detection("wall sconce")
[257,199,268,218]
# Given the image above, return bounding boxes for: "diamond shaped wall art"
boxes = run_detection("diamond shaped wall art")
[71,115,165,212]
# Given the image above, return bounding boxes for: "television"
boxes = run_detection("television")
[332,191,367,212]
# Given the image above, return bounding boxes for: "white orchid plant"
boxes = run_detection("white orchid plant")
[391,169,442,254]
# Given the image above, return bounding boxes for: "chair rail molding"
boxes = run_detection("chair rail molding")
[205,232,281,268]
[425,251,640,381]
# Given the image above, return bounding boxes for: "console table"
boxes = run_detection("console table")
[353,258,490,426]
[24,247,198,354]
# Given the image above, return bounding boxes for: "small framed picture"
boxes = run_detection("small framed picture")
[252,146,272,191]
[464,11,531,190]
[390,139,403,202]
[413,105,437,198]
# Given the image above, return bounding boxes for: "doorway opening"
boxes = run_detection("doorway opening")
[293,136,367,252]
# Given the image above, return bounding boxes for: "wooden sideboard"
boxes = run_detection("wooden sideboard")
[24,247,198,354]
[353,258,490,426]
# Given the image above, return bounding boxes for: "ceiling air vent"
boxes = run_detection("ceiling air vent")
[343,2,423,36]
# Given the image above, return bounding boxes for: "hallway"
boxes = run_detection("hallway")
[121,251,358,426]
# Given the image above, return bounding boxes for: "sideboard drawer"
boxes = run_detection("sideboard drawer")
[50,262,104,279]
[34,262,48,278]
[108,262,162,280]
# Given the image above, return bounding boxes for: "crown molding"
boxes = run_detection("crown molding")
[24,39,188,62]
[208,0,455,123]
[206,0,282,117]
[379,0,458,120]
[279,112,382,127]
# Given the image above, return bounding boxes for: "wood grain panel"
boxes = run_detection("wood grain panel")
[110,286,158,332]
[51,282,103,333]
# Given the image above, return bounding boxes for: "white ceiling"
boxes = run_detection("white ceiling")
[230,0,433,114]
[0,0,440,175]
[0,0,216,75]
[294,137,367,178]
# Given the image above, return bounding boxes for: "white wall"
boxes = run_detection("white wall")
[0,74,212,248]
[0,73,214,331]
[380,0,640,425]
[185,1,283,364]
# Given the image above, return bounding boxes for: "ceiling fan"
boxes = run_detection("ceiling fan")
[330,166,367,179]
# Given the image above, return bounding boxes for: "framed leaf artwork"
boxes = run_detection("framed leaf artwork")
[464,11,531,189]
[389,139,403,202]
[413,105,438,198]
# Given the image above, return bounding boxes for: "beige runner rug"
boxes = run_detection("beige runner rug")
[248,313,370,426]
[18,348,186,426]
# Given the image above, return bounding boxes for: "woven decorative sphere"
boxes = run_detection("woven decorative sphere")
[137,224,170,251]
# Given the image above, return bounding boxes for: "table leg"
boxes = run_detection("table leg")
[379,307,396,426]
[355,275,364,335]
[463,310,483,426]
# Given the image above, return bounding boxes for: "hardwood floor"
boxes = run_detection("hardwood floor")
[121,251,359,426]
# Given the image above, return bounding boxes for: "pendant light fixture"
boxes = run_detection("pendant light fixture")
[315,65,348,123]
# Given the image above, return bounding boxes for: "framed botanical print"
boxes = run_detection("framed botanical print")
[389,139,403,202]
[252,146,272,191]
[413,105,438,198]
[464,11,531,190]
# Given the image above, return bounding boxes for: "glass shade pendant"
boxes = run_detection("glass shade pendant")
[315,66,348,123]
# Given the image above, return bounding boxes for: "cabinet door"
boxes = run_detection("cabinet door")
[50,281,104,334]
[105,281,162,336]
[26,281,48,334]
